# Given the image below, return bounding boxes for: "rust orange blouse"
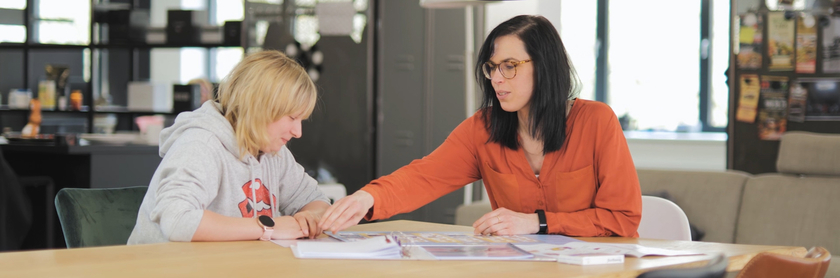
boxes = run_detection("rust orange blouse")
[361,99,642,237]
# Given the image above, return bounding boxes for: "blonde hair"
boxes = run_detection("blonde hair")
[217,50,317,159]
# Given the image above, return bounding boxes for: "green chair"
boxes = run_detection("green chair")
[55,186,148,248]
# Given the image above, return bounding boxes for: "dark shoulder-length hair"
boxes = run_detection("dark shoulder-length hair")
[475,15,579,154]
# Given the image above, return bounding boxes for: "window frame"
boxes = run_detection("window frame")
[594,0,726,133]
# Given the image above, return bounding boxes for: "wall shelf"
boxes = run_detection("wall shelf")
[0,43,88,49]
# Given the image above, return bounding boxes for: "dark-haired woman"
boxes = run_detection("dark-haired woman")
[320,15,641,237]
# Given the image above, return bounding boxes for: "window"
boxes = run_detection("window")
[0,0,26,43]
[559,1,597,101]
[710,0,730,127]
[36,0,90,44]
[155,0,245,84]
[0,0,90,44]
[486,0,730,132]
[0,1,25,9]
[608,0,701,131]
[213,0,244,82]
[0,25,26,43]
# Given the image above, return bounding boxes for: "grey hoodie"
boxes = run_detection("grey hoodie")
[128,101,329,244]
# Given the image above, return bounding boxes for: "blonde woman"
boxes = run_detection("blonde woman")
[129,51,330,244]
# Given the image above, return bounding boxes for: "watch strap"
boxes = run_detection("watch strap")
[259,227,273,241]
[535,210,548,234]
[257,217,274,241]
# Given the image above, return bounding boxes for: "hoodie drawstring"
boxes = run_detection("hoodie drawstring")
[248,156,275,220]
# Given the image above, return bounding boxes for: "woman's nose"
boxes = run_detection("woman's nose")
[491,68,505,84]
[291,121,302,138]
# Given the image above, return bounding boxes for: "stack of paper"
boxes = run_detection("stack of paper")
[555,253,625,265]
[421,244,535,261]
[517,243,624,265]
[291,236,402,259]
[516,242,704,265]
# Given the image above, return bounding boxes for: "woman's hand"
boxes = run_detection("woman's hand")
[318,190,374,233]
[473,207,540,235]
[293,210,322,239]
[271,216,305,240]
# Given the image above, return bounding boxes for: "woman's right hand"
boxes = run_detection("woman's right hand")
[318,190,374,233]
[271,216,305,240]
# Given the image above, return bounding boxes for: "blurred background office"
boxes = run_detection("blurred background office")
[2,0,838,250]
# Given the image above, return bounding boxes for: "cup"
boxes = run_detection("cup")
[144,123,163,145]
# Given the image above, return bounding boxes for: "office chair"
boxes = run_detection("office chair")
[636,254,728,278]
[638,195,693,241]
[55,186,148,248]
[736,246,832,278]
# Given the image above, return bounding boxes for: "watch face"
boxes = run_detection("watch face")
[258,215,275,227]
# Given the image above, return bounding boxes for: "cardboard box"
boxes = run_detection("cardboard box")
[172,84,202,114]
[223,21,242,46]
[128,82,172,112]
[166,10,207,44]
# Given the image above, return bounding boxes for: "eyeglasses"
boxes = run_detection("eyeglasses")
[482,60,531,80]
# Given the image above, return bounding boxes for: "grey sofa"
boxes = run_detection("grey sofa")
[454,131,839,277]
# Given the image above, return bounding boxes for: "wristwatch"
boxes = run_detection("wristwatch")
[257,215,275,241]
[535,210,548,234]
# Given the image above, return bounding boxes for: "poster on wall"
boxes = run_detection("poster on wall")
[822,18,840,73]
[737,74,761,123]
[788,81,808,122]
[758,76,789,140]
[798,78,840,120]
[795,14,817,73]
[738,13,763,69]
[835,0,840,16]
[767,12,795,71]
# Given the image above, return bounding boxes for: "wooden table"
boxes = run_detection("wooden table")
[0,220,806,278]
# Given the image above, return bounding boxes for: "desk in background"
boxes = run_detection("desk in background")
[0,220,806,278]
[0,144,161,249]
[0,144,161,189]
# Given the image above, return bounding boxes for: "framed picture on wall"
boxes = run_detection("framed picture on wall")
[798,78,840,120]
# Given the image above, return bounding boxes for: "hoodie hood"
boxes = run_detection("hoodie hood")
[159,101,242,160]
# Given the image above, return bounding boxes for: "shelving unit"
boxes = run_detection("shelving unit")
[0,0,245,134]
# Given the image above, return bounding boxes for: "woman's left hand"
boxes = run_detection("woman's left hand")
[293,211,322,239]
[473,207,540,235]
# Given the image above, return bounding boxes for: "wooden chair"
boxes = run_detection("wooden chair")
[736,246,831,278]
[636,253,728,278]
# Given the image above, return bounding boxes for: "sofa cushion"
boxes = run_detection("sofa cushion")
[735,174,840,256]
[637,169,750,243]
[454,202,492,226]
[777,131,840,176]
[830,257,840,278]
